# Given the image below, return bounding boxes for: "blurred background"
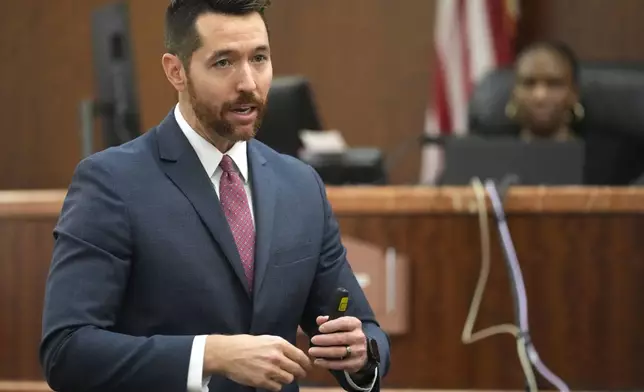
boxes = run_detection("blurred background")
[2,1,644,391]
[3,0,644,190]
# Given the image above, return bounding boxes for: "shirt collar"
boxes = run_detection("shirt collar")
[174,104,249,183]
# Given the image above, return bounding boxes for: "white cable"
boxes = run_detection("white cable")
[462,177,538,392]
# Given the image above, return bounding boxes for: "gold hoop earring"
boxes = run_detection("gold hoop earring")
[505,101,517,119]
[573,102,585,120]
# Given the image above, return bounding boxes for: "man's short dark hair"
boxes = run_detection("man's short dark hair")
[164,0,271,67]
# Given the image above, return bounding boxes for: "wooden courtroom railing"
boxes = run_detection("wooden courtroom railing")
[0,382,50,392]
[1,187,643,390]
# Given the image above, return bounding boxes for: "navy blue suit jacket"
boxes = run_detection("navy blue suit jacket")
[40,111,390,392]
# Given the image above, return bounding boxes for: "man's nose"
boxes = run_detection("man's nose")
[236,62,257,92]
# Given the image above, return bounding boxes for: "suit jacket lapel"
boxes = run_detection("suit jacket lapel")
[155,111,251,297]
[248,141,277,303]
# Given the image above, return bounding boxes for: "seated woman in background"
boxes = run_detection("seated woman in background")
[505,40,584,141]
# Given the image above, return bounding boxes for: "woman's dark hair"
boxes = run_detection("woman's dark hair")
[164,0,271,67]
[517,40,580,84]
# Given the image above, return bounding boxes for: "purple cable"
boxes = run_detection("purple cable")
[485,180,570,392]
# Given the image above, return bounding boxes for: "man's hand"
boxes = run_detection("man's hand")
[204,334,312,392]
[308,315,368,374]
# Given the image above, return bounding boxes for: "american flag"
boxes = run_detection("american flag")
[420,0,520,184]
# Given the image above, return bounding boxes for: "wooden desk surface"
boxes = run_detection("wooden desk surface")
[326,185,644,214]
[0,382,50,392]
[1,186,644,217]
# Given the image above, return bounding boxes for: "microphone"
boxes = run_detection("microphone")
[381,133,450,184]
[109,33,134,145]
[418,134,449,145]
[485,179,570,392]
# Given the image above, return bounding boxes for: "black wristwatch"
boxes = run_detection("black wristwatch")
[355,337,380,377]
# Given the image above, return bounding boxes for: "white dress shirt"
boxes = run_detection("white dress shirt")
[174,105,376,392]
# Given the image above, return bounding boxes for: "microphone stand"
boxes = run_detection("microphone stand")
[381,134,449,184]
[485,178,570,392]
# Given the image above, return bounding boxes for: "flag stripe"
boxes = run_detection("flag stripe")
[467,0,496,82]
[458,0,472,100]
[434,54,452,134]
[487,0,516,66]
[421,0,519,183]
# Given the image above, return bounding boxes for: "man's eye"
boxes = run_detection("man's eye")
[252,54,268,63]
[214,59,231,68]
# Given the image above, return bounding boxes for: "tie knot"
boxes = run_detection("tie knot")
[219,155,236,173]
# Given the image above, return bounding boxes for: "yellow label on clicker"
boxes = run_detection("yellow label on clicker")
[338,296,348,312]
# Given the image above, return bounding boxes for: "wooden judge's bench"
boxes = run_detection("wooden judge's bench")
[1,186,643,390]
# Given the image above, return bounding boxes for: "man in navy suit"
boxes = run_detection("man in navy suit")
[39,0,389,391]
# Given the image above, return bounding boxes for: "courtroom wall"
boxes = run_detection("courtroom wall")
[1,0,644,190]
[518,0,644,61]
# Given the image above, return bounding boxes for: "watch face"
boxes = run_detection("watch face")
[368,338,380,362]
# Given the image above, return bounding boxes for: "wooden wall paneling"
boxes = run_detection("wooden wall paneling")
[0,0,437,189]
[4,1,644,189]
[0,0,116,190]
[518,0,644,62]
[261,0,436,185]
[0,219,55,380]
[298,211,644,390]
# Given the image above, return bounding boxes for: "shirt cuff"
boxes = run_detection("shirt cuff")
[343,367,378,391]
[187,335,212,392]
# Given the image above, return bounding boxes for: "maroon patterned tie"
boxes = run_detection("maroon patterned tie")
[219,155,255,291]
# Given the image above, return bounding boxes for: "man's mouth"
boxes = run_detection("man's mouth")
[230,104,257,114]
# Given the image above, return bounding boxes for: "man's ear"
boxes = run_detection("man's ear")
[162,53,187,92]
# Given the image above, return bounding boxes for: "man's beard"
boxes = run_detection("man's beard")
[187,77,265,143]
